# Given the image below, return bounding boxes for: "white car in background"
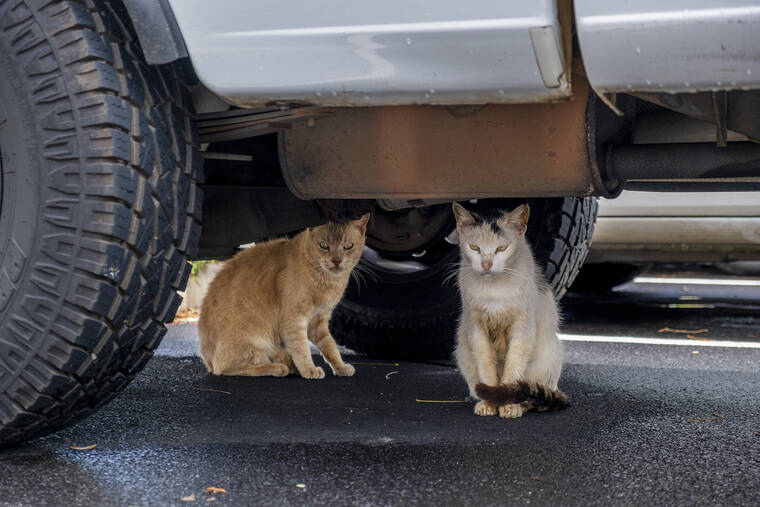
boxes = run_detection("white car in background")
[573,191,760,291]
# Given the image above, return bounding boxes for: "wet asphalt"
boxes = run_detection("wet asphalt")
[1,267,759,506]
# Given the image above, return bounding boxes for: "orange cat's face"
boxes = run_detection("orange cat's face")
[308,214,370,276]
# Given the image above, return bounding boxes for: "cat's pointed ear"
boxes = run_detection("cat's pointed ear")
[452,203,476,232]
[351,213,371,235]
[498,204,530,235]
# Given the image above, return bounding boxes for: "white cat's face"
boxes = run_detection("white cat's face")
[452,203,529,277]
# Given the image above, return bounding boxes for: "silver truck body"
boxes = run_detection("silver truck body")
[167,0,570,106]
[168,0,760,107]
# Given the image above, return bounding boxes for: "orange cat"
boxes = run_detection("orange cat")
[198,215,370,379]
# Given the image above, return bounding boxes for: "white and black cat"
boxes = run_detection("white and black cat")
[452,202,569,418]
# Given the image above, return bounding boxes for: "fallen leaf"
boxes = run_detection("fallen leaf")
[192,387,231,395]
[69,444,96,451]
[415,399,467,403]
[686,413,727,423]
[173,308,200,324]
[181,494,196,502]
[296,484,306,489]
[658,327,708,334]
[385,371,399,380]
[205,487,227,494]
[692,350,700,354]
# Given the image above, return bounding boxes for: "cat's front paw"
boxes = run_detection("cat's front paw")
[333,363,355,377]
[300,366,326,379]
[499,404,525,419]
[272,363,291,377]
[474,400,498,416]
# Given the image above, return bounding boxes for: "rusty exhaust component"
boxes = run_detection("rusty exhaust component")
[279,77,611,200]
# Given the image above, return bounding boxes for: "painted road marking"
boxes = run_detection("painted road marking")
[634,276,760,287]
[559,333,760,349]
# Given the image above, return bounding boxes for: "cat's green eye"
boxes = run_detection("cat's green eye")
[469,244,480,251]
[496,245,507,252]
[319,241,329,250]
[344,242,354,250]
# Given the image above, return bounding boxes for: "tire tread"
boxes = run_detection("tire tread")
[0,0,200,445]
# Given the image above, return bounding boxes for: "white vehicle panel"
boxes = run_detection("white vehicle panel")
[598,191,760,217]
[590,192,760,262]
[576,0,760,93]
[167,0,569,106]
[593,217,760,244]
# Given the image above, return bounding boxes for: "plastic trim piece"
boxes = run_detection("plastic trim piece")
[123,0,188,65]
[529,26,566,89]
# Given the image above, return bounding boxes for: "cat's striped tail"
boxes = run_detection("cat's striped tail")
[475,382,570,411]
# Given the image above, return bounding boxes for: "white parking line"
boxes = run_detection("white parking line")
[634,276,760,287]
[558,333,760,349]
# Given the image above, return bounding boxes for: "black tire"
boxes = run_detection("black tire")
[569,263,648,293]
[331,197,597,359]
[0,0,201,446]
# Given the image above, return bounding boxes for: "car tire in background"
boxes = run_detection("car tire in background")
[0,0,201,446]
[331,197,597,359]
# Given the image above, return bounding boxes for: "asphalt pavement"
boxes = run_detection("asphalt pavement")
[1,268,759,506]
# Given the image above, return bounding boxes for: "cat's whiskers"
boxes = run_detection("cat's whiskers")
[442,262,462,288]
[353,262,378,283]
[350,268,367,292]
[499,267,535,286]
[308,260,329,278]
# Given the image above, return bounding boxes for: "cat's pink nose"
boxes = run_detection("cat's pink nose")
[331,259,341,268]
[481,260,492,271]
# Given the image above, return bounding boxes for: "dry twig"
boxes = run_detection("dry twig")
[193,387,231,395]
[658,327,708,334]
[686,334,712,341]
[69,444,96,451]
[686,412,727,423]
[415,399,467,403]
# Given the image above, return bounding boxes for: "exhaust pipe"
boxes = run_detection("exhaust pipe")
[607,142,760,191]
